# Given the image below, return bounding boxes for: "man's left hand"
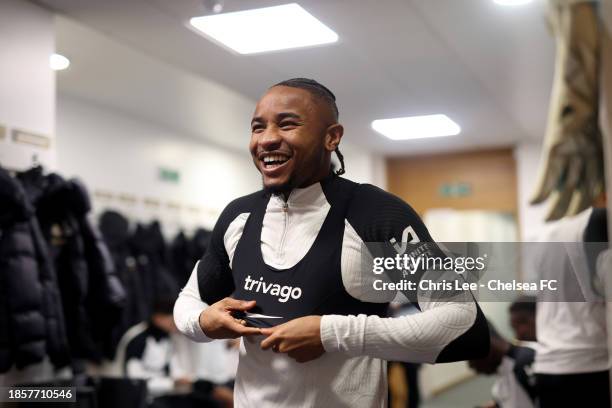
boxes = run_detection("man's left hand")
[260,316,325,363]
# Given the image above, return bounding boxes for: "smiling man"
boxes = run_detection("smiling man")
[250,80,341,195]
[174,78,489,407]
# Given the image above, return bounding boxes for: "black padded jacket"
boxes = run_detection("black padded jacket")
[18,169,126,362]
[0,167,69,372]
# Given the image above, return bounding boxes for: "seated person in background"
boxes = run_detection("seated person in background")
[469,320,536,408]
[508,296,536,342]
[118,297,234,408]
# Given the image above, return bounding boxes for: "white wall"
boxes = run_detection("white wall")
[0,0,55,170]
[56,93,261,232]
[335,142,386,188]
[56,15,257,154]
[514,142,548,241]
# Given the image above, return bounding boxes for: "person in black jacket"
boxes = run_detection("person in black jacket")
[0,166,69,373]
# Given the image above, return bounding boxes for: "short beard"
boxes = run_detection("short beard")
[262,174,296,196]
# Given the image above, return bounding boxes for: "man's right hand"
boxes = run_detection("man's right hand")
[199,297,261,339]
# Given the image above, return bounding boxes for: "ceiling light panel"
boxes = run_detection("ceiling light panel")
[493,0,533,6]
[189,3,339,54]
[371,115,461,140]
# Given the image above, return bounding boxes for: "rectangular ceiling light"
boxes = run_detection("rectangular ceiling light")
[189,3,339,55]
[371,114,461,140]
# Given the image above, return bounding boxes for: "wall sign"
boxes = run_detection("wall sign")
[12,128,51,148]
[0,126,55,170]
[439,182,472,198]
[158,167,180,184]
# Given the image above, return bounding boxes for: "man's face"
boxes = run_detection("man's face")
[510,311,536,342]
[250,86,334,193]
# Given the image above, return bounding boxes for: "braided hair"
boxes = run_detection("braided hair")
[273,78,345,175]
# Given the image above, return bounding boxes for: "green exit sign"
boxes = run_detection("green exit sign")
[439,182,472,197]
[158,167,180,184]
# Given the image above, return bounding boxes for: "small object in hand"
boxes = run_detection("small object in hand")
[231,310,283,328]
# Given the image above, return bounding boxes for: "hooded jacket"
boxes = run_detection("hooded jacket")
[99,210,148,358]
[130,222,178,307]
[18,169,125,361]
[0,167,69,372]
